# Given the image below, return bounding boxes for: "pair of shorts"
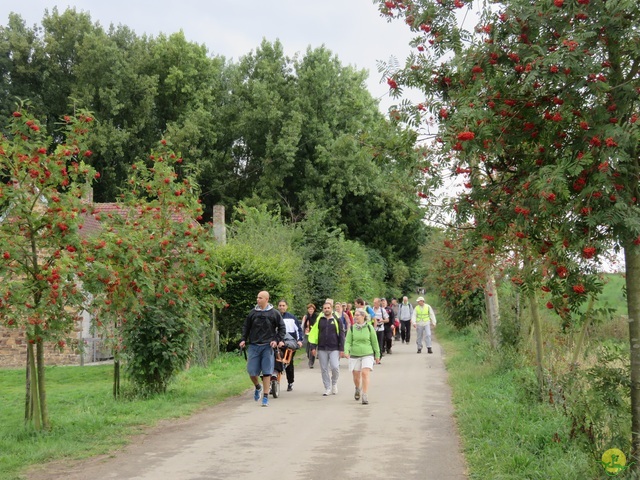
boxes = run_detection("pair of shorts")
[246,343,274,376]
[348,355,375,372]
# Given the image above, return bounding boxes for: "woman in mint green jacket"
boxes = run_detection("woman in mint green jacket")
[344,308,381,405]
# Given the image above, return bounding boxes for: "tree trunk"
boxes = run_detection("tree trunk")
[26,342,41,430]
[570,296,595,369]
[24,348,31,423]
[484,273,500,349]
[625,243,640,468]
[211,305,219,361]
[528,290,545,400]
[113,359,120,399]
[36,339,50,430]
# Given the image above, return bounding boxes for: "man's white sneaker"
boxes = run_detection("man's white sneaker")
[331,384,338,395]
[323,388,331,396]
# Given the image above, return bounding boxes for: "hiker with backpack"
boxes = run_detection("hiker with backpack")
[397,296,414,344]
[277,299,304,391]
[344,308,381,405]
[354,298,375,324]
[308,301,345,396]
[381,298,395,355]
[334,301,349,332]
[239,291,286,407]
[391,297,401,341]
[371,297,389,359]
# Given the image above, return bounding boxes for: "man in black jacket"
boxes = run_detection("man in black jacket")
[239,291,286,407]
[309,301,345,396]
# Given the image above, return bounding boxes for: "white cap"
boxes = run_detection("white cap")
[416,296,425,302]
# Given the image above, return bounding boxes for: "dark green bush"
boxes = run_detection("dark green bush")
[123,306,195,394]
[443,288,486,330]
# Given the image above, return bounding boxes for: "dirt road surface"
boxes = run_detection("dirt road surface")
[30,339,467,479]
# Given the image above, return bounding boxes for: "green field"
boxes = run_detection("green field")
[0,355,247,480]
[596,273,627,317]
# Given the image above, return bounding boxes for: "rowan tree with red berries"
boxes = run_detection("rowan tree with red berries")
[81,138,222,396]
[422,230,493,323]
[0,106,97,430]
[377,0,639,460]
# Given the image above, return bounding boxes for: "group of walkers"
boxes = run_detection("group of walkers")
[239,291,436,407]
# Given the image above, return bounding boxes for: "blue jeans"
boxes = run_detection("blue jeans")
[246,344,274,376]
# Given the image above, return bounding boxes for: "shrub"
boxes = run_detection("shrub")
[213,244,295,351]
[123,306,195,394]
[212,204,305,350]
[296,207,385,306]
[444,288,486,330]
[558,344,631,457]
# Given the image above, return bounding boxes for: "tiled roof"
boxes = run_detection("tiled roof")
[79,203,122,237]
[80,202,198,238]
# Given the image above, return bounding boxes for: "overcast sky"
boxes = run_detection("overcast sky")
[0,0,423,112]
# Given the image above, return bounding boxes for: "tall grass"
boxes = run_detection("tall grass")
[421,271,630,478]
[0,353,247,480]
[438,324,599,479]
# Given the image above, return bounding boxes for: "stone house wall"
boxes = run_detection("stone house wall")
[0,325,81,368]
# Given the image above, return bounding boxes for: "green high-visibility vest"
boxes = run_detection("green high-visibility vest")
[414,304,431,324]
[308,313,340,344]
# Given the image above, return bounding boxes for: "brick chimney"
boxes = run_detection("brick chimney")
[212,205,226,245]
[81,186,94,205]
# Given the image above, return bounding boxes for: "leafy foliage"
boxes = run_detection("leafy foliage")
[211,204,304,350]
[0,105,97,429]
[559,344,631,457]
[122,306,194,395]
[295,206,387,306]
[81,138,221,394]
[1,12,429,279]
[376,0,639,463]
[0,106,95,345]
[420,230,489,329]
[211,203,391,350]
[376,0,639,281]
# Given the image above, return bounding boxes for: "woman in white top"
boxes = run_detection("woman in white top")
[371,297,388,359]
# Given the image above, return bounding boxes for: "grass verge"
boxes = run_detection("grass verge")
[0,353,247,480]
[437,324,603,480]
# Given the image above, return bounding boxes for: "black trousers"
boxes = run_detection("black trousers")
[285,350,296,384]
[376,329,385,356]
[401,320,412,342]
[305,335,315,366]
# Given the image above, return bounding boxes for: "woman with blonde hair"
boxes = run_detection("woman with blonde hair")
[343,308,381,404]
